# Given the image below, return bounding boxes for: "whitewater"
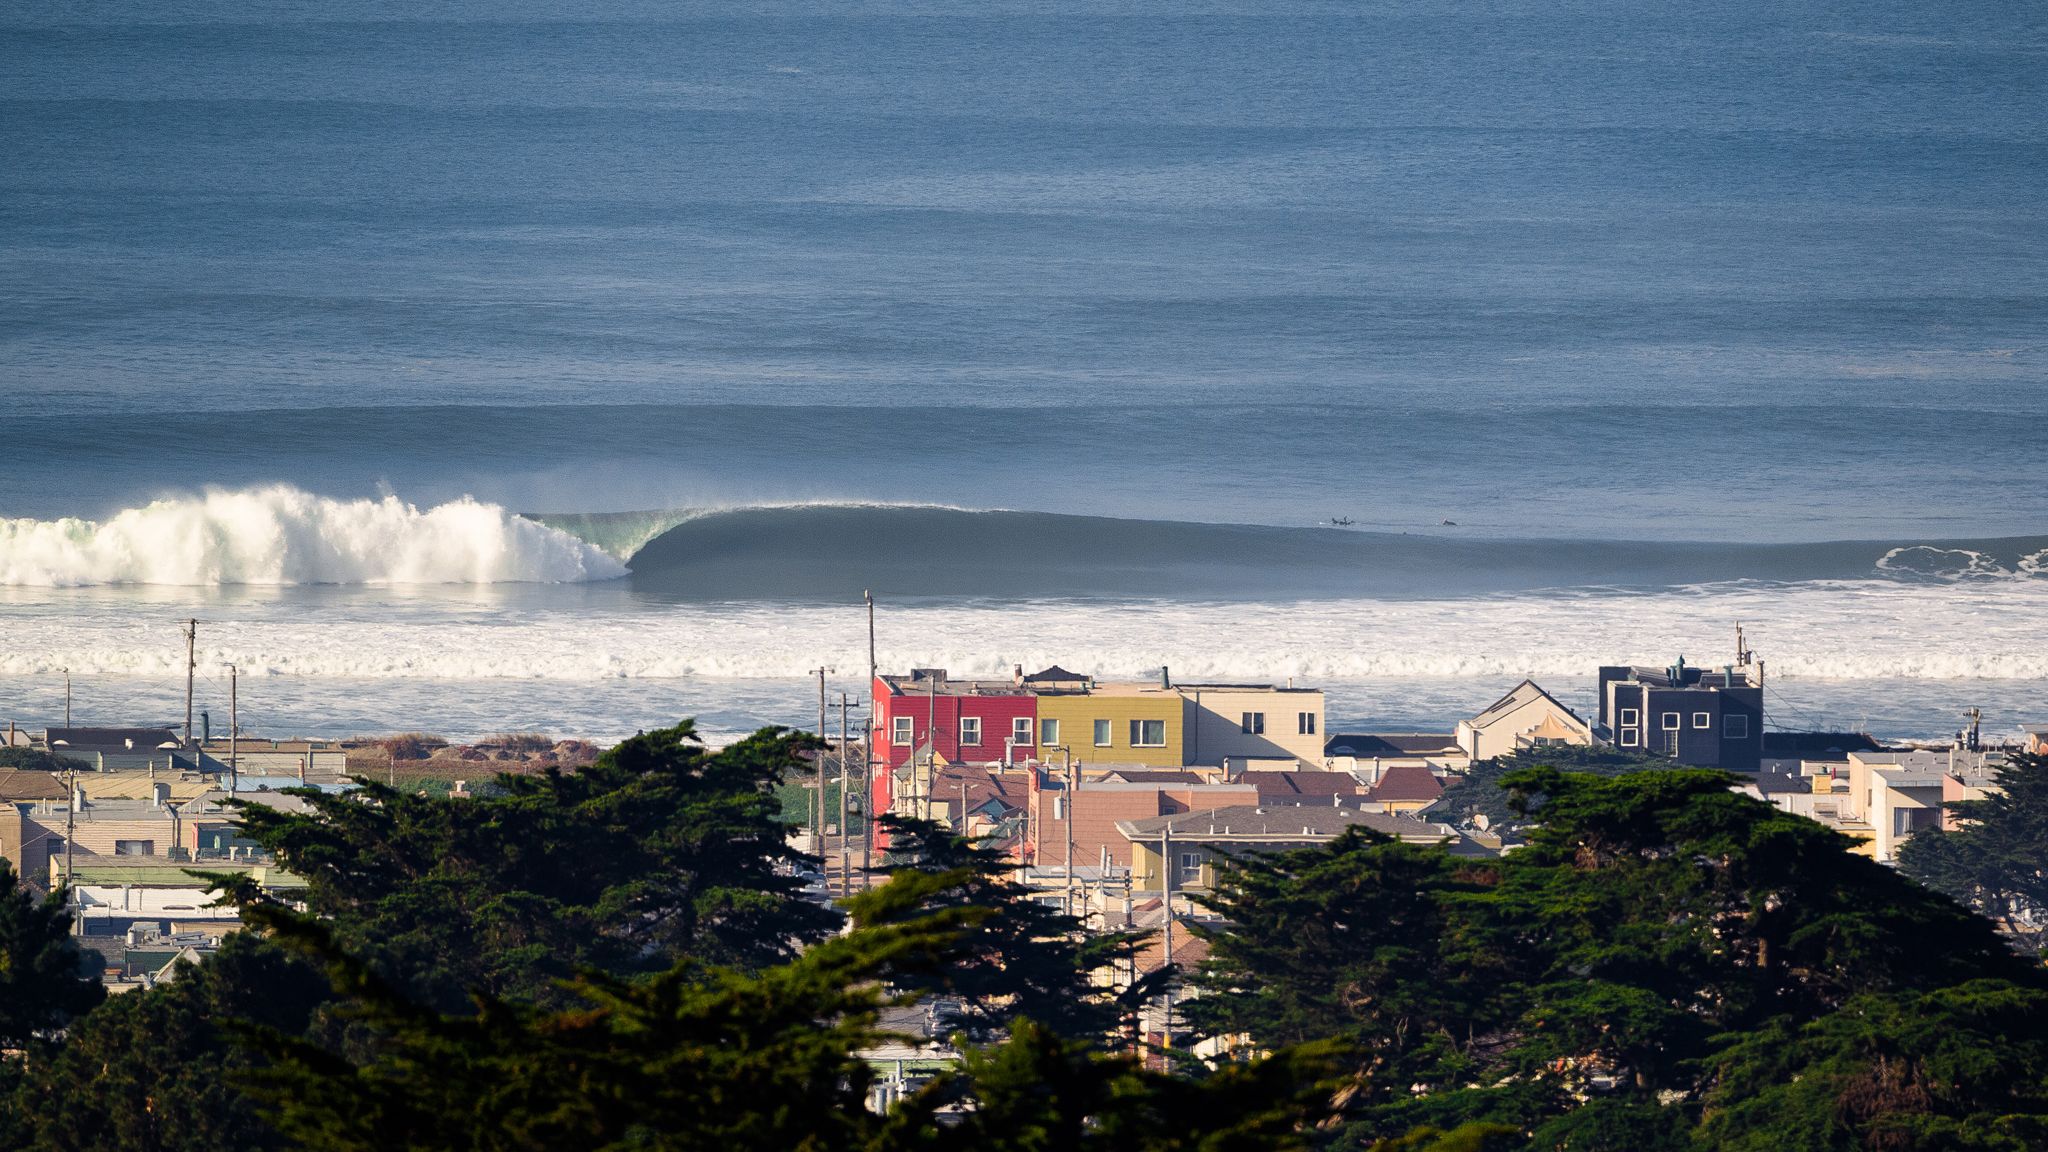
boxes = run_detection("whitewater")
[0,488,625,587]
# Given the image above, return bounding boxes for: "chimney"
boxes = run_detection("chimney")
[151,782,171,808]
[1160,664,1171,689]
[1014,663,1024,687]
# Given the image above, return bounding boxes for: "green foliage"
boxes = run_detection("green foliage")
[1898,751,2048,955]
[1193,767,2045,1150]
[0,860,102,1048]
[230,722,838,1009]
[864,815,1151,1042]
[1427,745,1670,832]
[7,932,329,1152]
[230,873,1348,1152]
[0,747,89,773]
[1699,979,2048,1151]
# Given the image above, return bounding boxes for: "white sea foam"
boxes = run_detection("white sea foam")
[3,577,2044,683]
[0,487,626,587]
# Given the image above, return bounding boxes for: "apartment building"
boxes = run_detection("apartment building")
[1597,659,1764,771]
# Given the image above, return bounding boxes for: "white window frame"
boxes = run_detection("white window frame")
[892,716,913,746]
[959,717,982,746]
[1620,727,1640,748]
[1131,719,1167,747]
[1093,719,1112,747]
[1298,711,1317,735]
[1619,708,1640,727]
[1723,714,1749,740]
[1012,716,1033,746]
[1242,711,1265,735]
[1178,851,1203,878]
[1692,712,1711,730]
[1661,712,1681,731]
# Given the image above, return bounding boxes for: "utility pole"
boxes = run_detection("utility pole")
[924,674,938,822]
[60,666,71,728]
[224,663,239,794]
[1159,819,1174,1050]
[828,692,862,896]
[63,756,77,931]
[1062,746,1077,916]
[864,590,877,885]
[838,692,853,896]
[811,667,833,856]
[182,619,198,748]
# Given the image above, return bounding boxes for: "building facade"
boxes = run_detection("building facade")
[1597,661,1764,772]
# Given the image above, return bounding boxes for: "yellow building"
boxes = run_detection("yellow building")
[1032,683,1186,768]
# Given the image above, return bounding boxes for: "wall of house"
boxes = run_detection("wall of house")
[872,681,1037,769]
[1031,783,1257,870]
[1177,689,1325,767]
[1460,696,1591,760]
[1036,690,1184,768]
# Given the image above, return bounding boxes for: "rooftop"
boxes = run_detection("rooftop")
[1117,804,1457,843]
[1467,680,1586,729]
[1325,733,1461,757]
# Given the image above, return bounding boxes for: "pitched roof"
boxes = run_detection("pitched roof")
[44,727,182,753]
[1466,680,1586,730]
[1022,665,1089,684]
[1098,769,1208,785]
[0,768,69,801]
[932,764,1025,814]
[1368,764,1446,804]
[1238,771,1361,798]
[1324,733,1461,757]
[1116,804,1455,843]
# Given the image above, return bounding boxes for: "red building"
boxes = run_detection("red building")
[869,668,1039,847]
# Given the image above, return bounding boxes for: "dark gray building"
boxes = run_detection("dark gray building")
[1597,660,1764,772]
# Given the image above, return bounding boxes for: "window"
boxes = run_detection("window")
[1012,717,1033,746]
[1093,719,1112,747]
[1723,714,1749,740]
[114,840,154,856]
[1241,711,1265,735]
[1619,708,1640,727]
[1621,728,1640,748]
[1661,712,1681,731]
[1039,718,1060,747]
[892,717,913,746]
[959,717,982,745]
[1297,712,1317,735]
[1693,712,1712,729]
[1130,719,1167,747]
[1178,851,1203,878]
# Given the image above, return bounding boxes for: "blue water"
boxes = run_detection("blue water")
[3,1,2045,740]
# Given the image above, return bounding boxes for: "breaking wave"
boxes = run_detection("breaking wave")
[609,505,2048,600]
[0,487,626,587]
[5,490,2045,597]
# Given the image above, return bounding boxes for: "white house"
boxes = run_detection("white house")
[1455,680,1593,762]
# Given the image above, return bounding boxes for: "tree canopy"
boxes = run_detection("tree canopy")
[232,871,1350,1152]
[0,860,102,1049]
[1190,767,2047,1151]
[864,815,1153,1043]
[1898,751,2048,956]
[229,721,838,1008]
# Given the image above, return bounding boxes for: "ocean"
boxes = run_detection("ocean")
[3,1,2044,744]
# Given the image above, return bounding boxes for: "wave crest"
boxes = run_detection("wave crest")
[0,487,627,587]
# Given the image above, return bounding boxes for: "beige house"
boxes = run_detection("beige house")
[1842,749,2004,863]
[1171,683,1326,768]
[1455,680,1593,762]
